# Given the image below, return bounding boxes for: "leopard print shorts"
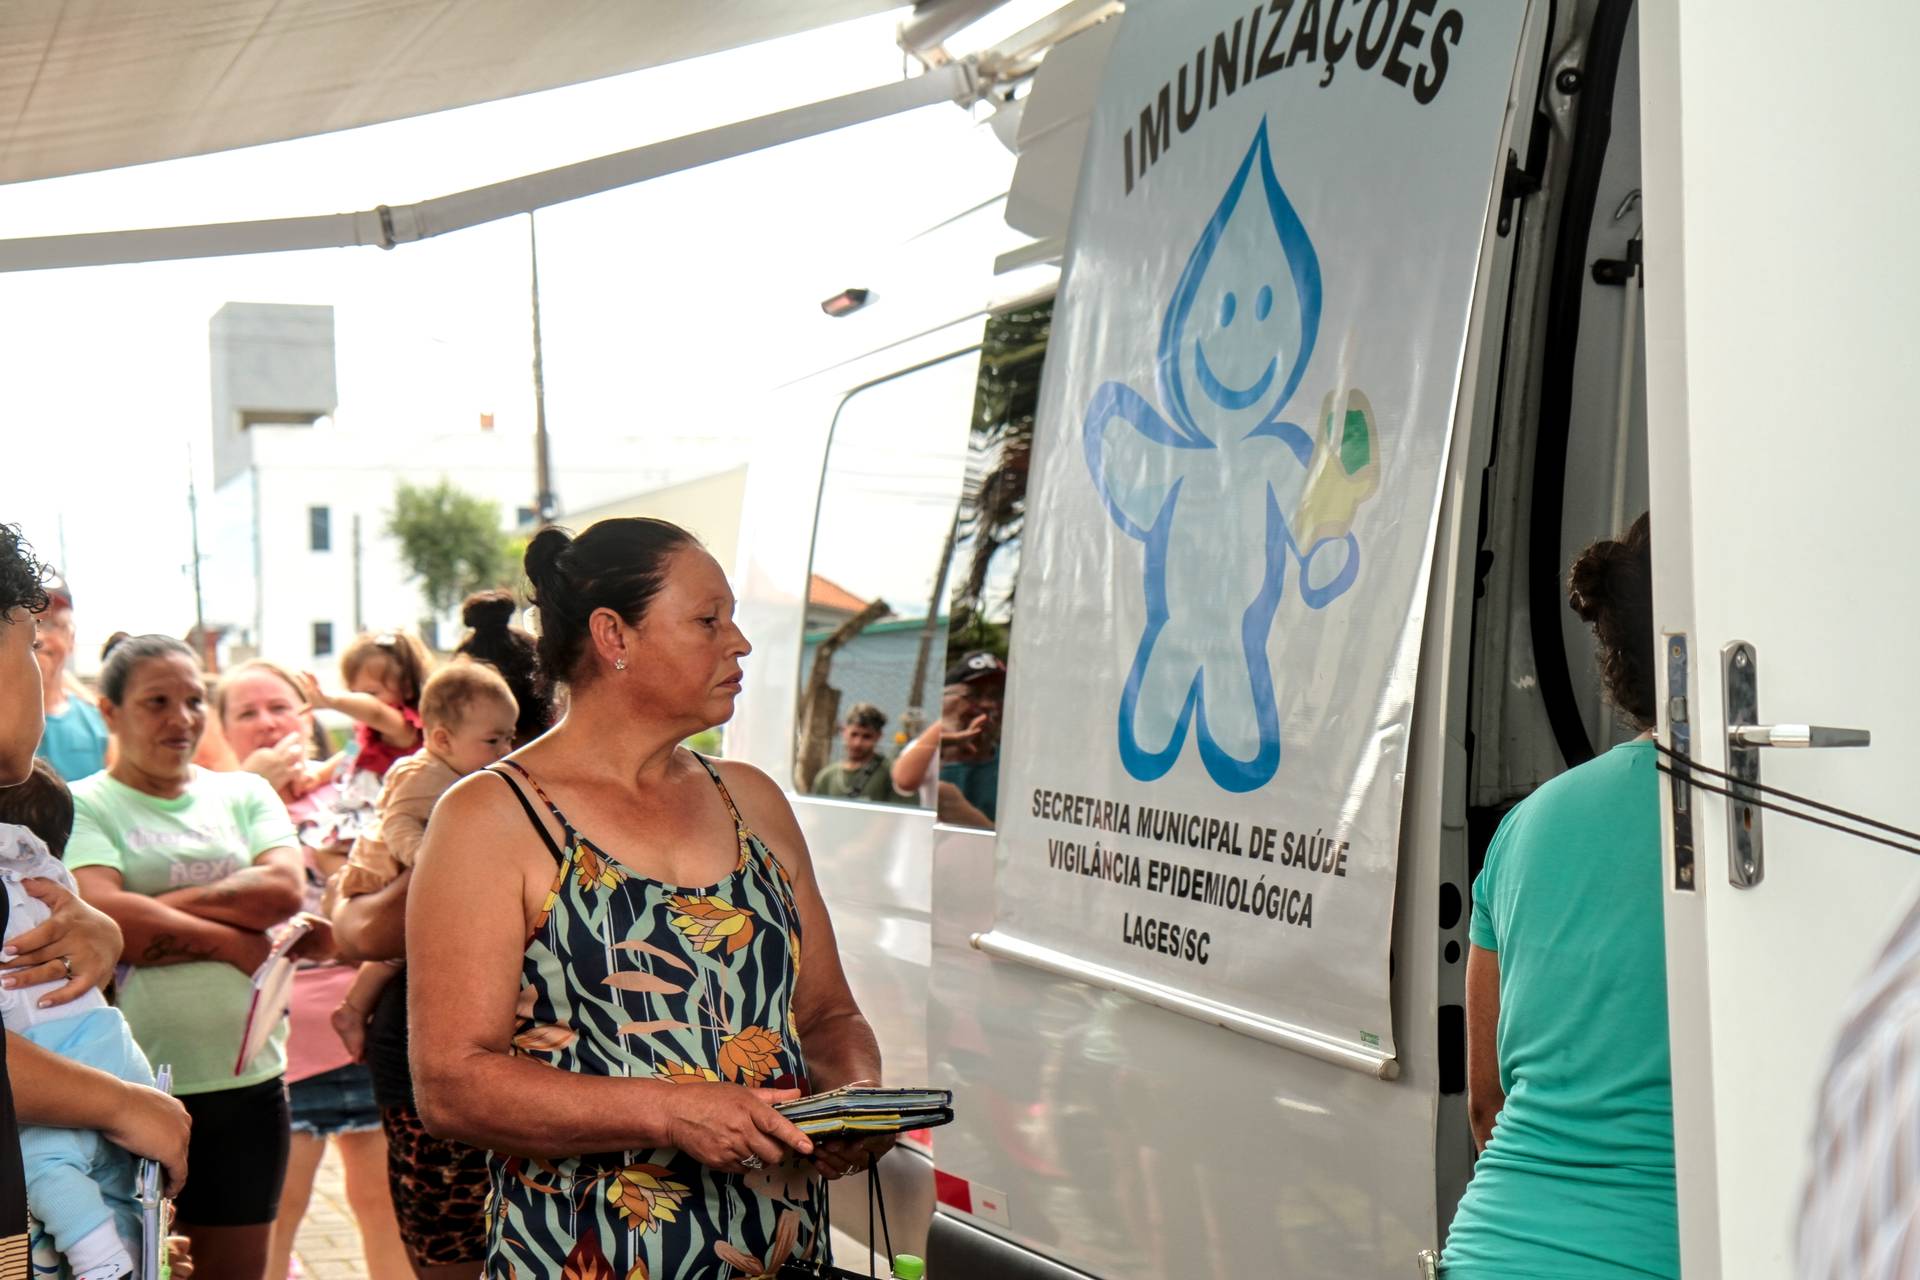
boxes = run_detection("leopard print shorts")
[382,1103,492,1267]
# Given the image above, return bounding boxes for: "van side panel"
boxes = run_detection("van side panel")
[930,819,1438,1276]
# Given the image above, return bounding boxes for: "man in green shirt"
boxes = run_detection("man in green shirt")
[810,703,906,805]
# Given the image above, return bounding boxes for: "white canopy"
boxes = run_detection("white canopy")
[0,0,904,186]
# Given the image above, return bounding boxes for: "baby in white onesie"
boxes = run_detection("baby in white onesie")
[0,761,154,1280]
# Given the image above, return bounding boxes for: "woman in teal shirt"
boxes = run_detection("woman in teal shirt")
[30,579,107,783]
[1442,514,1678,1279]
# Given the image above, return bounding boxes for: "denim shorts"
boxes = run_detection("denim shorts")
[288,1062,383,1138]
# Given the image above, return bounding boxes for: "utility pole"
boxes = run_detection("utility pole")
[185,445,210,670]
[530,212,556,526]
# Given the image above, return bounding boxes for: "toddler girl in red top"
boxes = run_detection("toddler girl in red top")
[302,632,434,785]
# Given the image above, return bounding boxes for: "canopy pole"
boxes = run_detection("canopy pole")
[0,62,979,274]
[529,212,556,527]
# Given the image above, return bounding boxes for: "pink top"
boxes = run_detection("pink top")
[284,846,360,1085]
[284,962,359,1084]
[352,705,423,780]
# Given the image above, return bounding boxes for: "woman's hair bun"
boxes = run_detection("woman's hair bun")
[461,588,517,632]
[523,526,574,598]
[525,517,696,687]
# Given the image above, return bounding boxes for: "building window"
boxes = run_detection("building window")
[312,621,334,658]
[309,505,331,552]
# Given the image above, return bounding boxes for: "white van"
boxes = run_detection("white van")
[725,2,1920,1277]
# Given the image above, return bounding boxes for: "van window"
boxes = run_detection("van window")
[950,303,1050,657]
[936,302,1052,829]
[794,348,983,806]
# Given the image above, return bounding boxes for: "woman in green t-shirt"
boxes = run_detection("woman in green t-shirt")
[68,635,323,1280]
[1441,514,1677,1280]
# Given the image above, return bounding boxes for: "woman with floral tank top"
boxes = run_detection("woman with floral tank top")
[409,518,888,1279]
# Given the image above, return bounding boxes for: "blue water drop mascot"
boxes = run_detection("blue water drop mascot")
[1083,118,1382,794]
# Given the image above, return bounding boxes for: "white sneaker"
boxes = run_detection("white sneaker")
[71,1256,132,1280]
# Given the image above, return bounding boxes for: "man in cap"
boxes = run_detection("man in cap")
[890,651,1006,826]
[31,575,106,784]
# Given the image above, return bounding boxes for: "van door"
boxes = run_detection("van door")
[1640,6,1920,1276]
[928,1,1556,1276]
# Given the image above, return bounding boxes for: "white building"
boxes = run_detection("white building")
[202,301,680,665]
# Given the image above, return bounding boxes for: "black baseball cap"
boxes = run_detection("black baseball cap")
[945,651,1007,686]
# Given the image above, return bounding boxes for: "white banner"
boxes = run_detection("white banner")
[984,0,1531,1069]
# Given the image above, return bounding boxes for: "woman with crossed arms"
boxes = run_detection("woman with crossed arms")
[70,636,328,1279]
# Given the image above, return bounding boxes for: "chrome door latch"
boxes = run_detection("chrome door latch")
[1722,641,1871,888]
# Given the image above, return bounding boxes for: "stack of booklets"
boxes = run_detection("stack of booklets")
[776,1086,954,1138]
[137,1065,172,1280]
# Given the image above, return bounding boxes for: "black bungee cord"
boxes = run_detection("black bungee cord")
[1654,740,1920,859]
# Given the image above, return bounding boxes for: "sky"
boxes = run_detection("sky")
[0,6,1034,651]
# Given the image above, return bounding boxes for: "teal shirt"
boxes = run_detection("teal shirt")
[1442,740,1677,1279]
[940,753,999,822]
[36,696,107,782]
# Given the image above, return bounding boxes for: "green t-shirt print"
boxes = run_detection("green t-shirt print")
[67,768,299,1096]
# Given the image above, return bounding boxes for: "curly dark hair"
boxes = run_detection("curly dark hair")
[1568,512,1654,730]
[0,524,51,618]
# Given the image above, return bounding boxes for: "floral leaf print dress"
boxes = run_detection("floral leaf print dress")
[487,757,825,1280]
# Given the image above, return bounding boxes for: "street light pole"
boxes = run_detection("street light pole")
[530,212,555,526]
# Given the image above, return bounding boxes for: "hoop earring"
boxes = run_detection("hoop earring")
[614,658,628,671]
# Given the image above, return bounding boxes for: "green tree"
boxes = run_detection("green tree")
[386,480,521,629]
[948,301,1050,655]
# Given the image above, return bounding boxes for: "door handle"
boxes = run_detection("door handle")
[1723,642,1871,889]
[1729,724,1871,750]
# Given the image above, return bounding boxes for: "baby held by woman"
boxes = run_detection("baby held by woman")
[331,662,519,1050]
[0,763,153,1280]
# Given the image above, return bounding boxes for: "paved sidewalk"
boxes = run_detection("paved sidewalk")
[292,1146,370,1280]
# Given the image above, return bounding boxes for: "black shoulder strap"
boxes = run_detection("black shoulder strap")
[846,756,884,794]
[690,751,747,831]
[488,766,565,864]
